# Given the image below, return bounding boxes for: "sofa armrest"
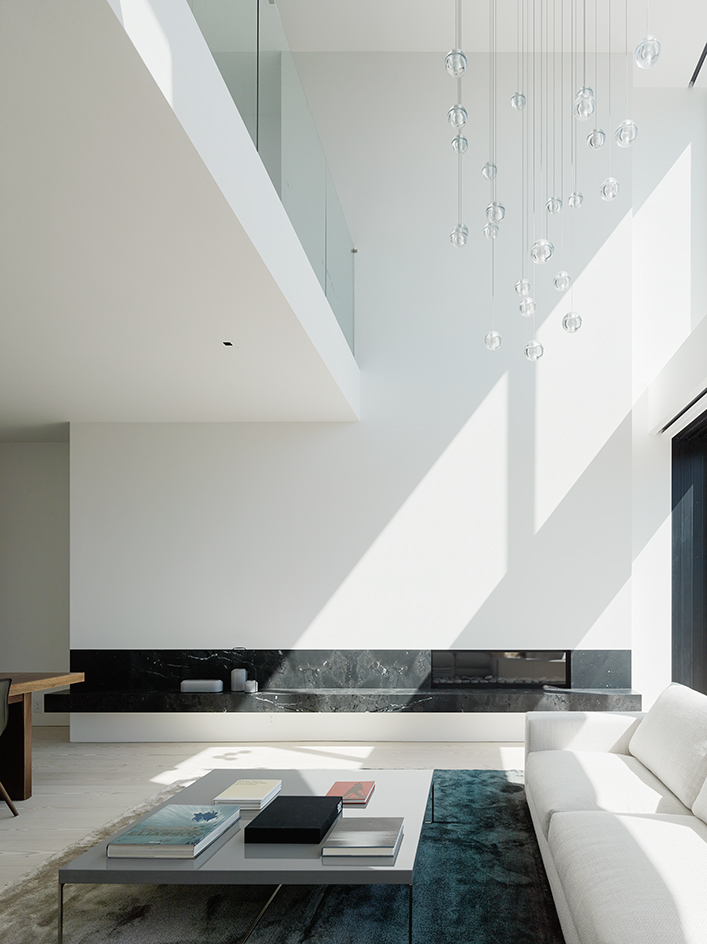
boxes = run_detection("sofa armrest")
[525,711,646,763]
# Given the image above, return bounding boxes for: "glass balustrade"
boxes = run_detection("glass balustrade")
[187,0,355,353]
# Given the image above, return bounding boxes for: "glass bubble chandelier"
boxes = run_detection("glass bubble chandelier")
[444,0,659,360]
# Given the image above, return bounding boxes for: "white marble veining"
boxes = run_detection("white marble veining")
[0,727,524,891]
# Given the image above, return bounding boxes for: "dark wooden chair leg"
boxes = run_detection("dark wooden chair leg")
[0,779,19,816]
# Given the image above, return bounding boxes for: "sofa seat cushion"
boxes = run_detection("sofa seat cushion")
[548,811,707,944]
[629,683,707,809]
[526,750,690,838]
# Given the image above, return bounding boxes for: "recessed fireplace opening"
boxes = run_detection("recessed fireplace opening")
[431,650,570,688]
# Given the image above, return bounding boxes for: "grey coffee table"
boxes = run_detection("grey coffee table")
[58,767,433,943]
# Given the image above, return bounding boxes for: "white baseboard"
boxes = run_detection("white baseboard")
[34,711,70,726]
[70,712,526,742]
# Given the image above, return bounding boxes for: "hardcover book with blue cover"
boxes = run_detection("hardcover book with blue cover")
[106,804,241,858]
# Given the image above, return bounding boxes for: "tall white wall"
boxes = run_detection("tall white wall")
[71,54,633,663]
[0,443,69,725]
[631,89,707,708]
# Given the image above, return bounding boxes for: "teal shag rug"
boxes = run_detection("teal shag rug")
[1,770,564,944]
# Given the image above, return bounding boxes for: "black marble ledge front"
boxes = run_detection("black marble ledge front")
[45,687,641,714]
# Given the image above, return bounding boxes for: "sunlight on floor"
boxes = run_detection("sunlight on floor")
[149,742,376,786]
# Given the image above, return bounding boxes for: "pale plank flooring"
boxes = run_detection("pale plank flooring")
[0,727,524,891]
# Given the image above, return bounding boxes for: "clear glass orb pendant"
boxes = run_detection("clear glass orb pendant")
[486,201,505,223]
[615,120,638,147]
[562,311,583,333]
[553,271,571,292]
[635,36,661,69]
[530,238,554,264]
[485,330,502,351]
[600,177,620,201]
[510,92,526,111]
[450,223,468,248]
[481,162,498,180]
[573,87,595,120]
[546,196,562,214]
[525,340,544,361]
[452,134,468,153]
[514,278,531,297]
[483,222,499,240]
[587,128,606,149]
[445,49,468,78]
[447,104,468,129]
[568,191,583,209]
[519,297,537,317]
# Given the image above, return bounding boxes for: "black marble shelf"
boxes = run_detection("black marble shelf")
[45,687,641,714]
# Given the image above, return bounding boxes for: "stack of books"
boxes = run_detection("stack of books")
[106,804,241,859]
[322,816,404,857]
[213,779,282,810]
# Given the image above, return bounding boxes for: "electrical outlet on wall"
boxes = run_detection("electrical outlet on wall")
[33,694,43,713]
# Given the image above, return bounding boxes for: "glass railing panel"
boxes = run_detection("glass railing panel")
[188,0,258,146]
[188,0,354,354]
[325,168,355,351]
[279,52,326,292]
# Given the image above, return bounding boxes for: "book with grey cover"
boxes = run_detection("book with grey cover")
[321,816,404,857]
[213,779,282,809]
[106,804,241,858]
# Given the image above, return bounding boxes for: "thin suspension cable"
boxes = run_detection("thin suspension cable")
[552,0,557,200]
[624,0,629,118]
[594,0,599,102]
[532,0,537,240]
[608,0,612,174]
[455,0,461,49]
[489,0,494,177]
[524,0,530,276]
[493,0,498,200]
[560,0,565,264]
[583,0,587,87]
[491,240,496,328]
[539,0,550,235]
[517,0,522,91]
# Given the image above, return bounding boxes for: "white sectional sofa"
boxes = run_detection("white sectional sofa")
[525,683,707,944]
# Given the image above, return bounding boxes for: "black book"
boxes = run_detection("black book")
[244,795,342,844]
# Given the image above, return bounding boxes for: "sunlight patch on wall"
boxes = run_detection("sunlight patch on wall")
[633,146,692,402]
[297,373,510,648]
[631,516,671,709]
[112,0,174,103]
[534,213,632,533]
[574,580,631,650]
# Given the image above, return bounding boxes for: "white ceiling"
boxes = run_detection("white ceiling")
[278,0,707,88]
[1,0,703,441]
[0,0,357,441]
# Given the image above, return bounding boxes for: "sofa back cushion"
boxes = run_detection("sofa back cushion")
[692,776,707,823]
[629,683,707,808]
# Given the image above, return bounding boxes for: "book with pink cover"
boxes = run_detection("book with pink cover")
[326,780,375,805]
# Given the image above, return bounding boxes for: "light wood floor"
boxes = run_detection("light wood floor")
[0,727,524,891]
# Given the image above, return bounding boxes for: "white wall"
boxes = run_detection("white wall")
[71,54,633,664]
[631,88,707,708]
[0,443,69,725]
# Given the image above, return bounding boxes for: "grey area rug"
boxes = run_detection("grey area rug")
[0,770,563,944]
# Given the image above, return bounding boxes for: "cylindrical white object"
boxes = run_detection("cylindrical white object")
[180,679,223,693]
[244,679,258,693]
[230,668,247,691]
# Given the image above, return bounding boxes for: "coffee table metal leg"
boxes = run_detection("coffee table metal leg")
[240,883,282,944]
[409,883,413,944]
[58,882,65,944]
